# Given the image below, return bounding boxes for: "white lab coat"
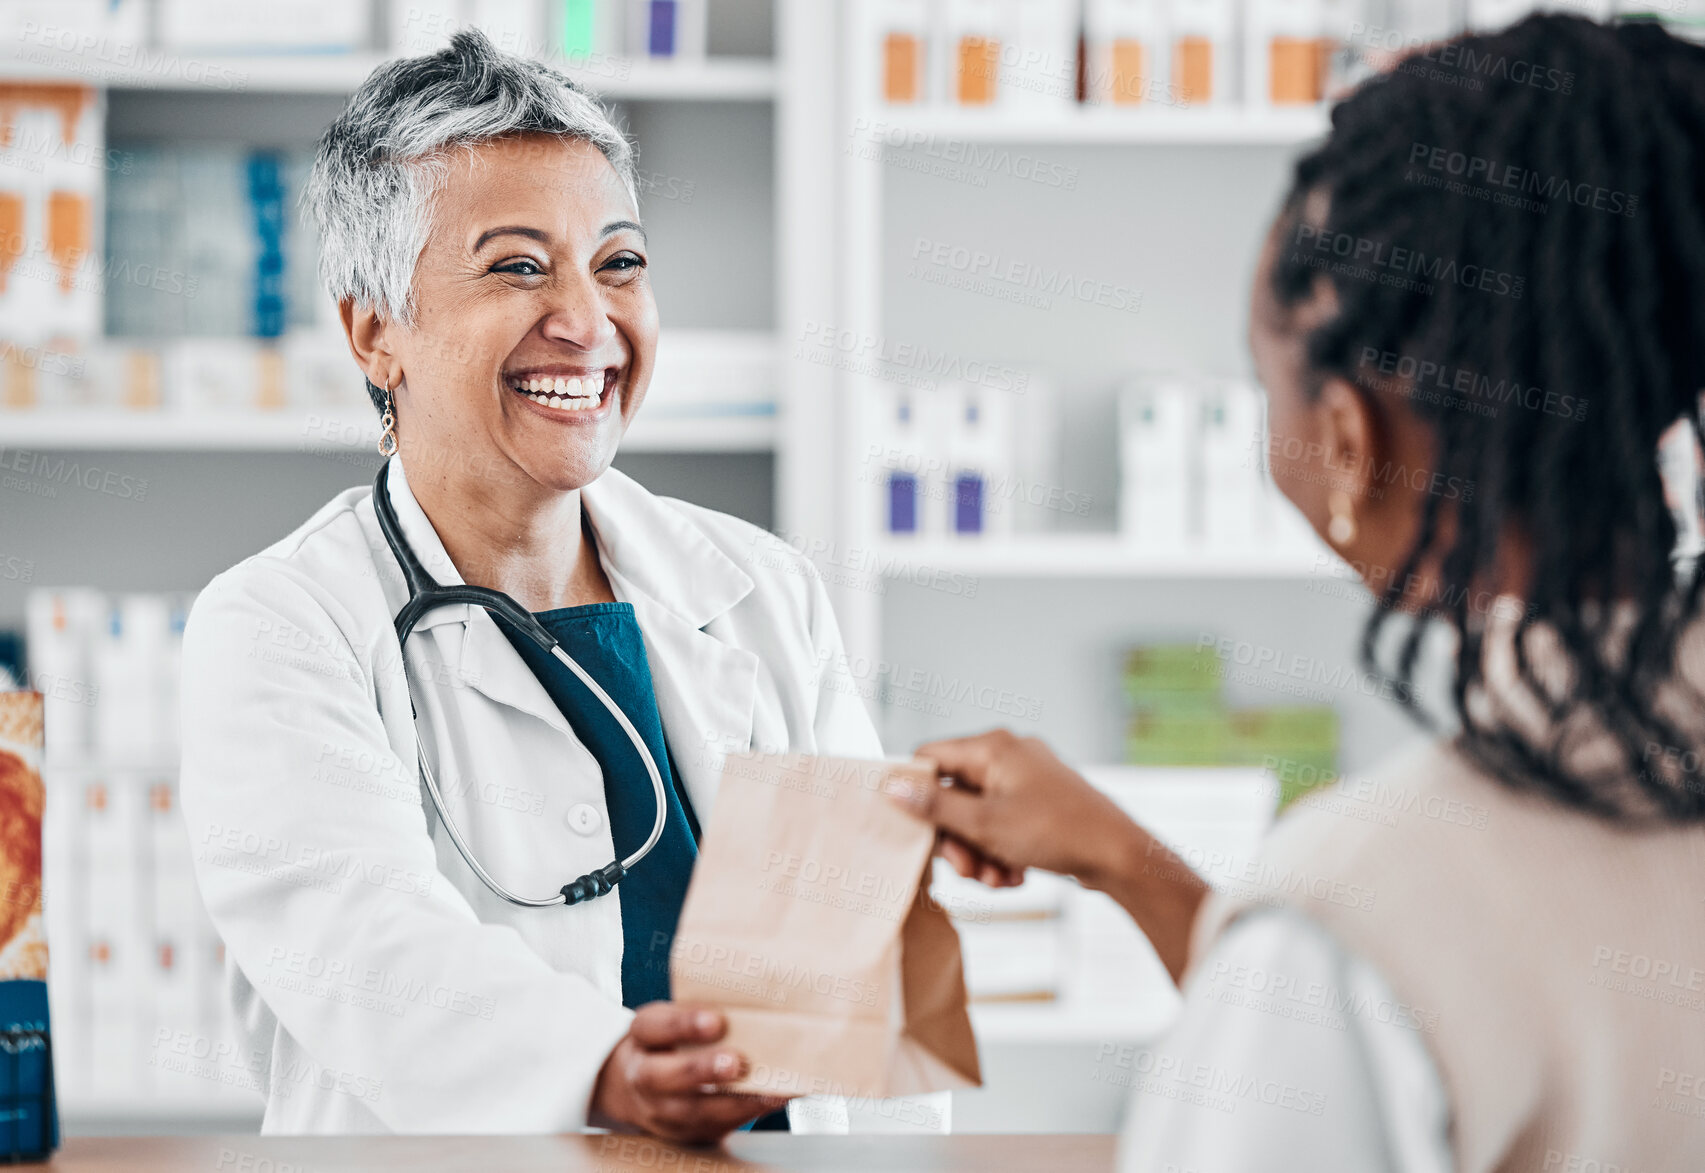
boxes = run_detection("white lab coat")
[179,454,931,1134]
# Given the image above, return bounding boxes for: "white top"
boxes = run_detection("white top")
[1117,907,1455,1173]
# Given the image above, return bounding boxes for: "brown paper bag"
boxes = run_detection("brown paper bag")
[669,752,981,1100]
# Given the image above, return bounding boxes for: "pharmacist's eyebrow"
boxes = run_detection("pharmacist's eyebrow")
[472,221,646,250]
[472,225,551,251]
[600,219,646,243]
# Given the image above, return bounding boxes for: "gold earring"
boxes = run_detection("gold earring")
[1327,489,1357,547]
[377,375,399,458]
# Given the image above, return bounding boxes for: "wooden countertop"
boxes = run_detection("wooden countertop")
[49,1133,1115,1171]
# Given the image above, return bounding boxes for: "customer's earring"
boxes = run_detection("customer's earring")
[377,375,399,458]
[1327,489,1357,547]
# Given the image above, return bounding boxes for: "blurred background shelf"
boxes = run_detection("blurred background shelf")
[970,1001,1174,1045]
[863,105,1331,145]
[0,50,779,99]
[0,408,777,454]
[870,535,1335,579]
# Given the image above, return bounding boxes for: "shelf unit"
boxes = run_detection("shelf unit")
[868,535,1335,579]
[864,105,1329,145]
[0,408,777,454]
[817,6,1336,670]
[0,48,778,99]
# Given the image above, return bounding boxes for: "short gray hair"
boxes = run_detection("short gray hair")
[305,28,636,330]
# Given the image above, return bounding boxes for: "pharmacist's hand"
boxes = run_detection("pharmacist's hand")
[591,1003,790,1144]
[896,730,1140,890]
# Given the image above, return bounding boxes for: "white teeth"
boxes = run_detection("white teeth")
[511,374,607,412]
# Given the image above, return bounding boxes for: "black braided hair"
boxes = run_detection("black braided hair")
[1269,14,1705,821]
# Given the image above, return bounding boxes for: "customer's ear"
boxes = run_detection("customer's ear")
[1314,374,1381,506]
[339,297,402,391]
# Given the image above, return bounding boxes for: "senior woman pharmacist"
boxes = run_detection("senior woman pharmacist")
[177,31,930,1141]
[896,15,1705,1173]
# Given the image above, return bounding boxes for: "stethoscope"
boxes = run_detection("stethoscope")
[370,461,668,907]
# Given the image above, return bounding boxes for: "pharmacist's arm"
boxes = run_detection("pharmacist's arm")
[177,567,768,1135]
[893,730,1209,984]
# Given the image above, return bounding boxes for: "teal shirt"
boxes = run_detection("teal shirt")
[493,602,699,1008]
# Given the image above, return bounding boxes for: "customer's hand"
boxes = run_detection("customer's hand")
[896,730,1142,888]
[894,729,1210,984]
[591,1003,790,1144]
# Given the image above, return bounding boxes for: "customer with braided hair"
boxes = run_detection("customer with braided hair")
[892,14,1705,1172]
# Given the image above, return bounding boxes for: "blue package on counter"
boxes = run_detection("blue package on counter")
[0,693,57,1163]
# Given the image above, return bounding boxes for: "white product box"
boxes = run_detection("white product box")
[284,332,366,412]
[644,330,777,417]
[25,589,106,760]
[1002,0,1080,112]
[1198,380,1266,547]
[871,0,935,104]
[0,0,145,43]
[470,0,544,54]
[145,779,208,1097]
[942,381,1016,537]
[866,383,944,537]
[158,0,371,51]
[93,594,174,764]
[0,89,104,353]
[938,0,1008,105]
[1118,378,1193,548]
[162,338,264,412]
[1245,0,1325,106]
[1084,0,1168,105]
[1164,0,1235,104]
[84,775,145,1097]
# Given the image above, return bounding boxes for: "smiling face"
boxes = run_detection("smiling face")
[376,133,656,494]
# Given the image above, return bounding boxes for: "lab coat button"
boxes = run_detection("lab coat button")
[566,803,602,835]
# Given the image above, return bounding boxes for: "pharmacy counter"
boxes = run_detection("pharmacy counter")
[49,1133,1115,1171]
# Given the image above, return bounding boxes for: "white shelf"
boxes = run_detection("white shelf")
[871,535,1335,579]
[971,1000,1175,1044]
[864,105,1331,146]
[0,409,775,454]
[0,51,777,100]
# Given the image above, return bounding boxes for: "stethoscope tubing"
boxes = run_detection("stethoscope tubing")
[371,462,669,907]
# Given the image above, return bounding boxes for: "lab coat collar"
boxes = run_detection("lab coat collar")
[379,454,756,632]
[374,454,759,773]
